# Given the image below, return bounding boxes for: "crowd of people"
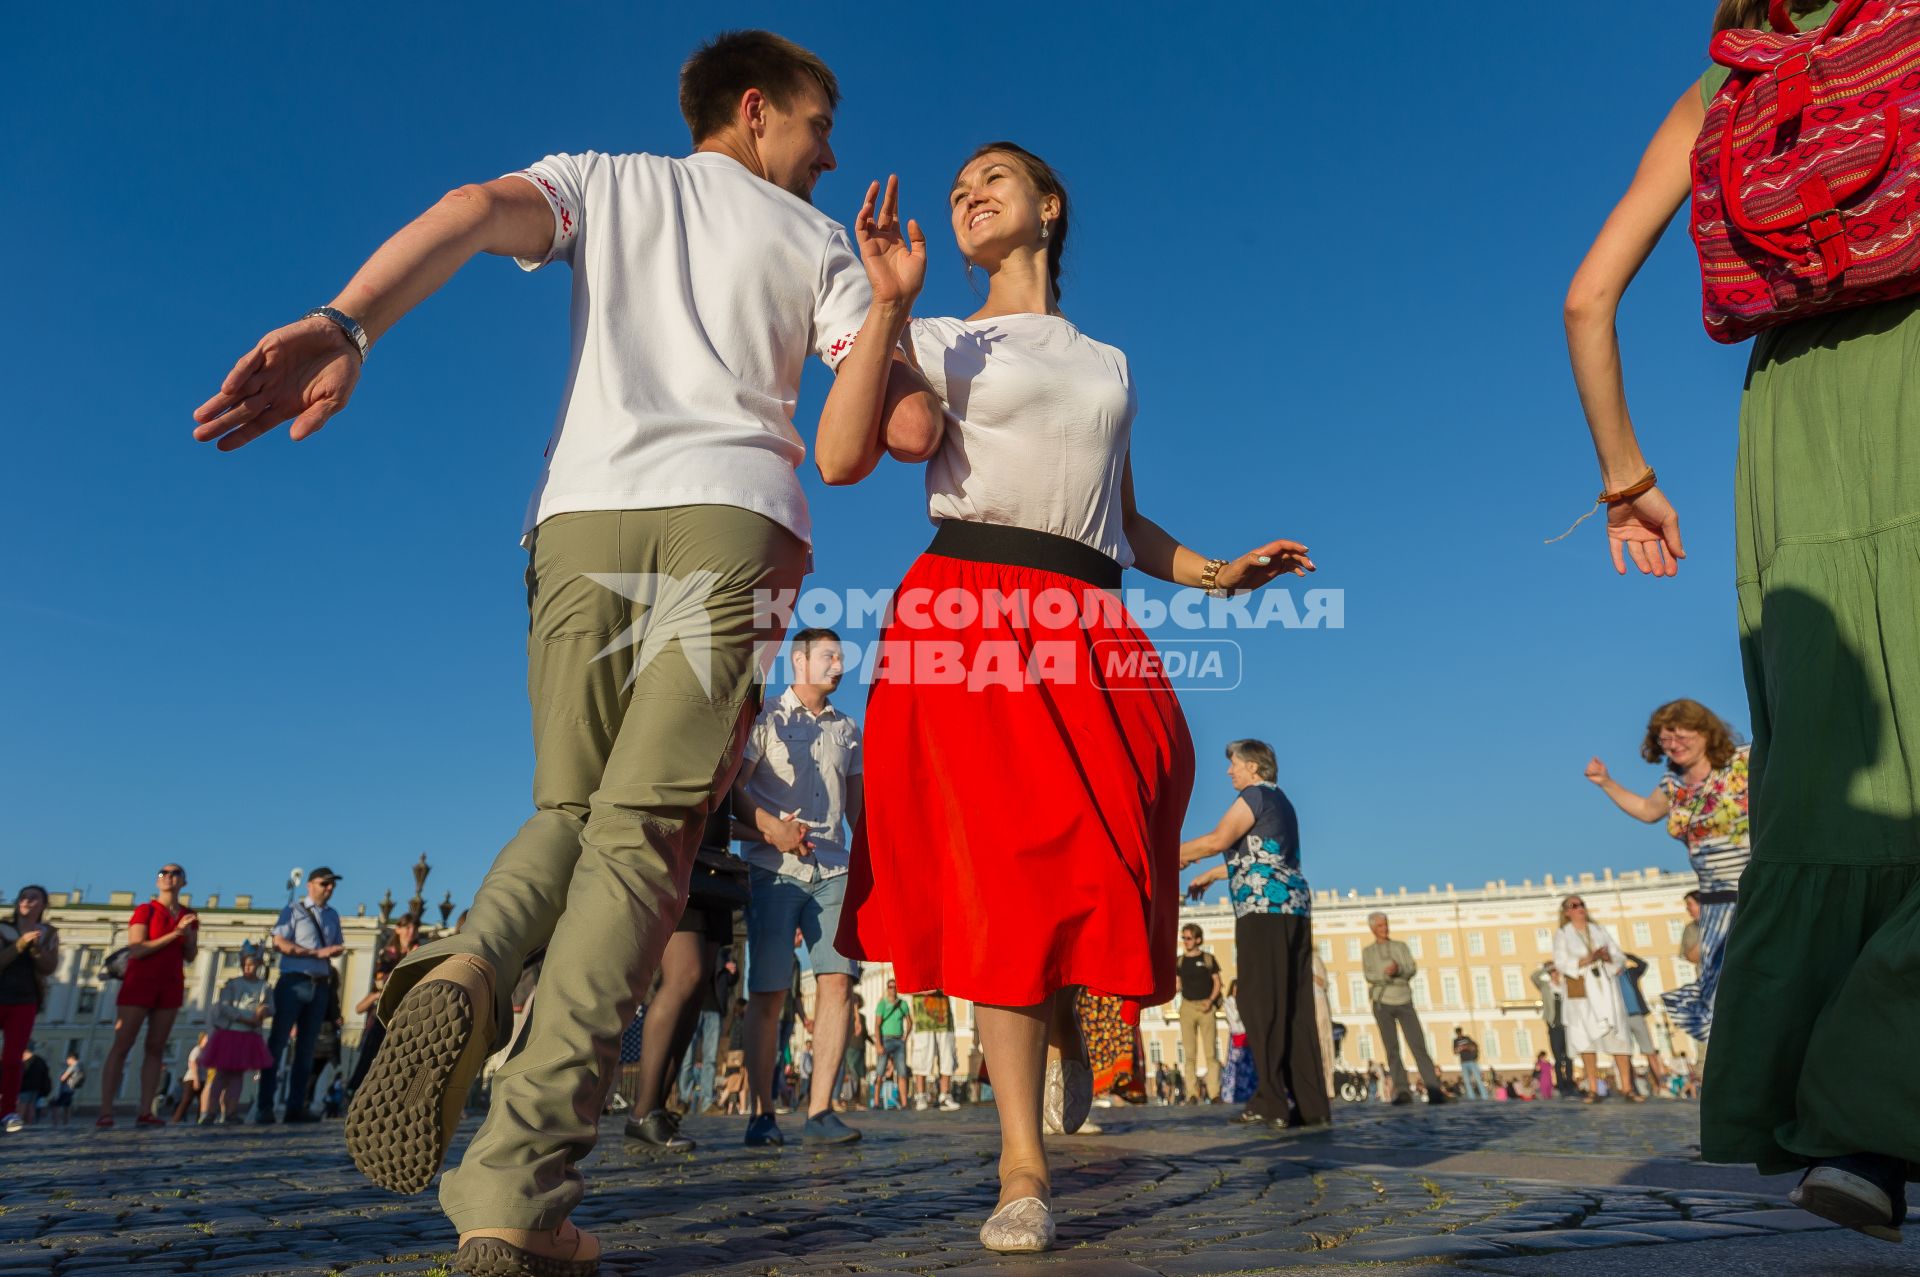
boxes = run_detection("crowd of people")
[134,6,1920,1267]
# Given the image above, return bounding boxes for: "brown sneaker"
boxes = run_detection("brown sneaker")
[345,953,496,1193]
[455,1222,601,1276]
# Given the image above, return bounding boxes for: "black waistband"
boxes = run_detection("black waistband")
[927,520,1122,591]
[1695,889,1739,905]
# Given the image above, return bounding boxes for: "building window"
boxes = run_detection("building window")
[1504,970,1525,999]
[1498,929,1516,955]
[1346,938,1361,961]
[77,987,98,1017]
[1406,935,1423,958]
[1668,920,1687,943]
[1467,932,1485,956]
[1516,1026,1533,1057]
[1436,933,1454,957]
[1411,975,1430,1010]
[1440,972,1461,1006]
[1349,976,1367,1010]
[1148,1040,1162,1065]
[1632,922,1652,946]
[1673,958,1698,985]
[1358,1031,1374,1063]
[1318,940,1332,962]
[1472,972,1493,1006]
[1535,927,1553,952]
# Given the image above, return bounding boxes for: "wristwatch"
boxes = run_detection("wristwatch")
[303,306,370,363]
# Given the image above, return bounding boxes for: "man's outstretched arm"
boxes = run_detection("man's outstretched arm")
[192,176,555,451]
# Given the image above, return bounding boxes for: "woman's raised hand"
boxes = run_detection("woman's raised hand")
[855,175,925,309]
[1214,539,1315,593]
[1607,487,1684,577]
[1584,757,1610,785]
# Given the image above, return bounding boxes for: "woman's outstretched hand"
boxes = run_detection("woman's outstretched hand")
[855,175,925,309]
[1584,757,1611,785]
[1215,539,1315,593]
[1607,487,1684,577]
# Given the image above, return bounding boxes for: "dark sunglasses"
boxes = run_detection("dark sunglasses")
[1567,900,1586,909]
[159,868,186,878]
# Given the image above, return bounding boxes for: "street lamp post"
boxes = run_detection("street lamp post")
[408,853,430,928]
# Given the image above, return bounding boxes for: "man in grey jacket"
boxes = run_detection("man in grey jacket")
[1361,912,1447,1105]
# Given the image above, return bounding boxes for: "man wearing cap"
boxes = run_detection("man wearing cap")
[257,867,346,1123]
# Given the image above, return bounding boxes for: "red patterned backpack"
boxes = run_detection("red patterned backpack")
[1693,0,1920,342]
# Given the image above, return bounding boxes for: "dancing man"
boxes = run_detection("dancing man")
[191,30,935,1274]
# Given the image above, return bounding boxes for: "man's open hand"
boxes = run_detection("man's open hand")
[193,315,362,451]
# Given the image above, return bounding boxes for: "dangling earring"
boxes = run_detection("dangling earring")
[1040,221,1051,240]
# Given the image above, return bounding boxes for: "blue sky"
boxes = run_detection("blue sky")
[1,3,1750,917]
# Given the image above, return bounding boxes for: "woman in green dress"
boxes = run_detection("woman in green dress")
[1564,0,1919,1243]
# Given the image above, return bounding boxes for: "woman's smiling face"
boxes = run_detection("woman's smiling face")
[949,152,1055,267]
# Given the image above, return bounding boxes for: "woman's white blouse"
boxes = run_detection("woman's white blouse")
[908,314,1136,566]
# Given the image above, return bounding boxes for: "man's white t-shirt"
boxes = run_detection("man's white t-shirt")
[511,150,872,544]
[907,313,1136,566]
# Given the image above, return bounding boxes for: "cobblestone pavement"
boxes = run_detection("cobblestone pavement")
[1,1100,1912,1276]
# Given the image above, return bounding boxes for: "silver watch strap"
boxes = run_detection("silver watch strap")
[303,306,370,362]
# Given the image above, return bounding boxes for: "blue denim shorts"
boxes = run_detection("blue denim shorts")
[746,866,860,993]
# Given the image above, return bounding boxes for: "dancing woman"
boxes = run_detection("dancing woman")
[820,151,1314,1252]
[1584,699,1748,1040]
[1565,0,1919,1237]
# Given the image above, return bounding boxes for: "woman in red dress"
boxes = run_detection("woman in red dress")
[817,152,1315,1252]
[98,863,198,1127]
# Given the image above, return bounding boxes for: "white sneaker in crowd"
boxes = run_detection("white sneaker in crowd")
[914,1096,931,1111]
[939,1096,962,1112]
[1,1113,21,1134]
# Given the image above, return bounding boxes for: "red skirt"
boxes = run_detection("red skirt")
[836,522,1195,1009]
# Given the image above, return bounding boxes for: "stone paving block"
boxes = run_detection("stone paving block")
[1122,1254,1285,1276]
[1330,1234,1516,1261]
[1596,1219,1765,1241]
[940,1262,1159,1277]
[1700,1209,1838,1232]
[1501,1227,1671,1250]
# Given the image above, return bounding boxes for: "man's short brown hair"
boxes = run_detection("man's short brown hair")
[679,30,840,143]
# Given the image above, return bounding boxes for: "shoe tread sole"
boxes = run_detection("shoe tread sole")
[453,1236,599,1276]
[345,977,485,1194]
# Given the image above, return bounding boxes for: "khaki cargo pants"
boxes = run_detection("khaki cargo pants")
[381,505,805,1231]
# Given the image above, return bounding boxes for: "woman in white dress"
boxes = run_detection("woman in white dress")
[1551,894,1640,1104]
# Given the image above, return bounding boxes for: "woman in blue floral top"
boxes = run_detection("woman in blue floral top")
[1180,739,1326,1130]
